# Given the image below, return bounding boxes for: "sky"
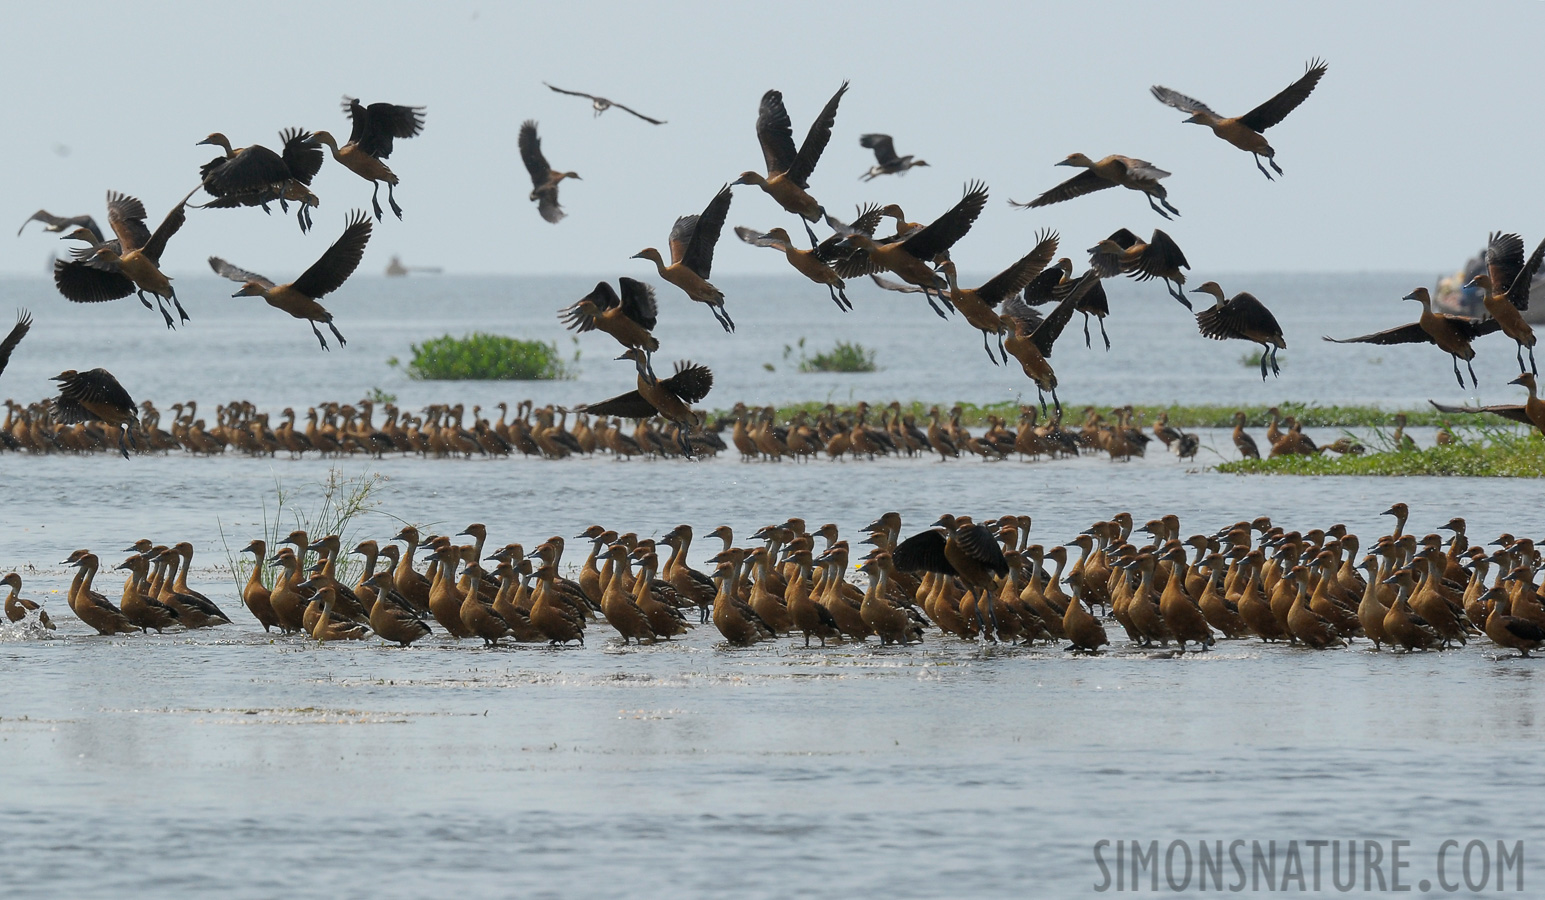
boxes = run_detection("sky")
[1,1,1540,279]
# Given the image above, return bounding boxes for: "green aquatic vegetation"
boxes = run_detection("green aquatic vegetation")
[218,467,392,592]
[397,332,573,380]
[787,337,879,373]
[1216,425,1545,477]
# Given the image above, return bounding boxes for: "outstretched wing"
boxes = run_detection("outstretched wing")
[1322,324,1432,346]
[141,189,196,265]
[1031,271,1101,357]
[1513,235,1545,311]
[1486,232,1526,309]
[53,258,135,303]
[55,368,135,421]
[976,229,1058,307]
[662,360,713,405]
[870,274,929,294]
[291,210,372,299]
[105,191,152,252]
[680,185,732,279]
[734,226,783,249]
[1022,261,1071,306]
[1237,58,1327,133]
[518,120,551,189]
[579,390,657,420]
[901,180,988,263]
[0,309,30,378]
[344,98,425,159]
[544,83,599,101]
[608,100,666,125]
[208,256,275,289]
[1014,169,1113,209]
[788,81,847,188]
[1129,229,1189,280]
[558,282,615,334]
[617,277,658,330]
[1429,399,1532,425]
[956,523,1010,576]
[200,146,289,198]
[280,128,324,184]
[859,133,899,165]
[1149,84,1219,118]
[892,530,953,575]
[18,211,103,242]
[755,90,798,178]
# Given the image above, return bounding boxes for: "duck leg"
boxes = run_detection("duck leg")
[1160,197,1181,217]
[997,330,1009,365]
[1270,345,1281,377]
[387,183,404,220]
[326,321,348,347]
[1146,194,1173,220]
[168,290,190,324]
[1269,156,1284,177]
[1466,357,1479,388]
[116,424,131,460]
[923,292,950,320]
[1252,154,1276,181]
[825,284,846,311]
[1530,343,1538,376]
[153,297,176,330]
[980,330,1000,365]
[1098,317,1111,350]
[1081,313,1092,348]
[1259,346,1270,381]
[712,303,735,333]
[310,322,331,351]
[836,286,852,311]
[1168,281,1192,309]
[369,183,385,222]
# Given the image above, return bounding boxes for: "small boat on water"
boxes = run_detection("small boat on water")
[1434,247,1545,323]
[385,255,443,277]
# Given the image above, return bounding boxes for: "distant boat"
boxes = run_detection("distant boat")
[385,255,443,277]
[1434,247,1545,324]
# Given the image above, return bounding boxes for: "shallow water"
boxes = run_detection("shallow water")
[3,275,1543,898]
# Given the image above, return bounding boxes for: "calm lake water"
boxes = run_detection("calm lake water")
[2,274,1541,898]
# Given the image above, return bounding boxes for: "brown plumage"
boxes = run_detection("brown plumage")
[53,190,195,328]
[1012,154,1180,219]
[1431,372,1545,438]
[1000,272,1102,413]
[1087,228,1191,307]
[196,129,324,232]
[209,210,372,350]
[1324,287,1500,388]
[519,120,579,223]
[1151,59,1327,179]
[833,181,988,319]
[633,185,735,331]
[577,351,712,456]
[314,97,425,221]
[1466,232,1545,374]
[1193,281,1287,379]
[736,82,848,246]
[559,278,660,370]
[52,368,138,458]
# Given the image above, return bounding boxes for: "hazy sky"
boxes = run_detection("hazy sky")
[2,1,1540,279]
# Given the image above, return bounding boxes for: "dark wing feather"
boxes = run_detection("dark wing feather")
[105,192,151,252]
[20,211,104,242]
[755,90,798,178]
[518,120,551,189]
[956,524,1010,576]
[291,211,372,299]
[1197,292,1282,342]
[1486,232,1526,309]
[606,100,666,125]
[199,146,289,197]
[734,226,781,248]
[53,259,135,303]
[976,230,1059,307]
[579,390,658,420]
[900,181,988,263]
[1428,400,1532,425]
[1237,58,1327,133]
[816,203,884,262]
[1511,236,1545,311]
[1149,85,1219,118]
[280,128,324,183]
[617,277,658,330]
[667,215,697,267]
[787,81,847,188]
[892,530,955,575]
[1019,169,1113,208]
[859,133,899,165]
[1107,228,1141,249]
[0,309,30,378]
[55,368,135,418]
[141,189,195,265]
[1449,317,1504,341]
[558,283,611,333]
[662,360,713,405]
[345,99,424,159]
[1022,263,1069,306]
[208,256,274,289]
[680,185,732,279]
[1031,271,1101,357]
[1322,323,1432,346]
[1133,229,1188,277]
[544,83,599,101]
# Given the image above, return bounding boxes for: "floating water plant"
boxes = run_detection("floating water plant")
[397,332,573,380]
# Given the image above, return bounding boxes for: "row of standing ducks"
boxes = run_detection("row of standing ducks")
[7,505,1545,658]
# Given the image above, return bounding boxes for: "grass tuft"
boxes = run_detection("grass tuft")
[797,341,878,373]
[218,467,392,593]
[397,333,572,380]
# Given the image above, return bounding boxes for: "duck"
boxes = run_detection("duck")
[832,181,989,318]
[3,572,55,631]
[632,185,735,331]
[559,279,660,372]
[1484,585,1545,657]
[1193,282,1287,379]
[518,120,579,223]
[1061,576,1109,652]
[63,553,140,635]
[114,554,179,633]
[1431,372,1545,439]
[735,225,851,310]
[1150,59,1327,179]
[600,544,657,645]
[1464,232,1545,374]
[859,133,928,181]
[1324,287,1501,389]
[1012,154,1180,219]
[735,82,848,245]
[302,579,371,642]
[458,563,513,647]
[365,572,433,647]
[936,229,1060,364]
[314,97,425,221]
[1087,228,1191,307]
[195,129,323,231]
[708,548,775,646]
[542,83,666,123]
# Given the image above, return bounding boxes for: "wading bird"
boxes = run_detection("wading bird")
[0,310,29,380]
[1192,282,1287,379]
[518,120,579,223]
[736,82,847,245]
[1151,59,1327,180]
[858,134,927,181]
[1012,154,1180,219]
[51,368,138,458]
[577,350,713,457]
[543,83,666,124]
[18,210,102,241]
[632,185,734,331]
[315,97,425,221]
[65,190,197,329]
[1465,232,1545,375]
[1087,228,1191,307]
[1323,288,1500,388]
[209,210,373,350]
[559,278,660,372]
[195,129,324,232]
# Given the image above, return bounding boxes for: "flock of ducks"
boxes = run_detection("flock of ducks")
[9,504,1545,659]
[0,395,1433,462]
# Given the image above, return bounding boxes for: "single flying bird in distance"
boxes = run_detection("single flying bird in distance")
[208,210,373,350]
[1323,287,1501,388]
[735,225,851,311]
[1465,232,1545,375]
[833,181,990,319]
[858,134,928,181]
[1002,271,1103,413]
[736,82,848,246]
[51,368,138,458]
[518,120,579,223]
[314,97,425,221]
[576,349,714,457]
[194,129,324,232]
[52,190,196,329]
[1430,373,1545,439]
[1011,154,1180,219]
[1191,282,1286,379]
[18,210,103,242]
[0,309,30,380]
[558,277,660,374]
[1023,257,1113,349]
[1151,58,1327,180]
[1087,228,1191,307]
[632,184,734,332]
[542,83,666,124]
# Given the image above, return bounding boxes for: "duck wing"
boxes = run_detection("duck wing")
[661,360,713,405]
[291,210,372,299]
[787,81,847,188]
[678,185,732,279]
[1237,58,1327,133]
[900,180,988,263]
[0,309,29,378]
